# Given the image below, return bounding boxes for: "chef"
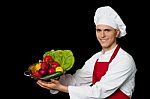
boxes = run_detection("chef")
[37,6,137,99]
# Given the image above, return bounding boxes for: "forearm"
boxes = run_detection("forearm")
[50,79,69,93]
[58,85,69,93]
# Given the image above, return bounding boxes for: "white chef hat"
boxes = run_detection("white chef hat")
[94,6,127,38]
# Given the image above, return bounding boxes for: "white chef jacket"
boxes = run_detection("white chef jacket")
[50,46,137,99]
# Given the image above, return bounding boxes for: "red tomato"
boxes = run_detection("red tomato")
[52,61,60,68]
[43,55,54,63]
[40,62,49,70]
[32,71,41,78]
[48,67,55,74]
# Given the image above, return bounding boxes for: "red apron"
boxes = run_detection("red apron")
[92,45,130,99]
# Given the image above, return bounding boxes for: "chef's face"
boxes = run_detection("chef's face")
[96,24,120,51]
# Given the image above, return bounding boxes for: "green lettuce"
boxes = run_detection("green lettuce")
[43,49,75,72]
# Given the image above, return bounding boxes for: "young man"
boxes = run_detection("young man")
[37,6,137,99]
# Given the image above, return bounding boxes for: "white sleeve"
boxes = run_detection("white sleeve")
[68,54,136,99]
[49,69,92,94]
[59,68,92,86]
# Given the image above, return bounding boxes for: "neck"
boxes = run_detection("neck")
[102,43,118,53]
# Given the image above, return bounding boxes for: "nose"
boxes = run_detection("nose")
[101,31,105,37]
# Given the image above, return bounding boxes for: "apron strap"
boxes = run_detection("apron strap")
[109,45,120,63]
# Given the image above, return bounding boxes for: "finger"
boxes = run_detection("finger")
[37,80,48,86]
[37,80,51,84]
[37,80,51,89]
[37,80,48,83]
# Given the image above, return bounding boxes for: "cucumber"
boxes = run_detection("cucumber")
[41,72,63,80]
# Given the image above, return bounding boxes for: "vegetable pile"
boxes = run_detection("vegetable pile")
[25,49,75,80]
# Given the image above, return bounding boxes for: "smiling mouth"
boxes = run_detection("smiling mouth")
[100,39,108,42]
[101,39,106,41]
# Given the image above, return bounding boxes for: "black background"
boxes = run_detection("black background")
[3,0,149,99]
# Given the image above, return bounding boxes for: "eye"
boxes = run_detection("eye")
[104,29,111,32]
[96,29,101,32]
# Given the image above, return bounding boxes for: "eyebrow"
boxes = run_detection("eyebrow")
[96,28,113,31]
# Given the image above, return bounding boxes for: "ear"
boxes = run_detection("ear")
[116,30,120,38]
